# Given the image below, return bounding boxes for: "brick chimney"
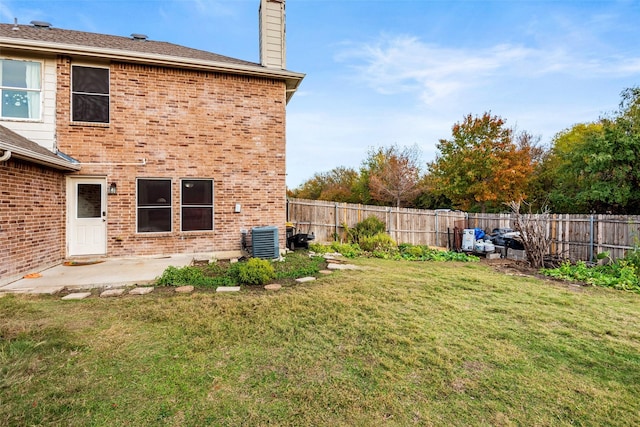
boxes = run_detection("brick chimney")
[259,0,286,69]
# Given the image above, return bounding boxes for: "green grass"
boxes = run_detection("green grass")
[1,258,639,426]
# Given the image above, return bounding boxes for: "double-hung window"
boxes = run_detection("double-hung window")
[137,179,172,233]
[72,65,110,123]
[0,59,41,120]
[181,179,214,231]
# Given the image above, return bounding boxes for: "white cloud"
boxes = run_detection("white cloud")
[337,34,640,107]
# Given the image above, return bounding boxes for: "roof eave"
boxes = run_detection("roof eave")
[0,37,305,102]
[0,142,80,171]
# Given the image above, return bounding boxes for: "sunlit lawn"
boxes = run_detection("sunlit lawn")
[1,258,639,426]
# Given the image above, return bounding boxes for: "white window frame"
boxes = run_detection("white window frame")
[180,179,214,232]
[71,64,110,124]
[0,58,42,121]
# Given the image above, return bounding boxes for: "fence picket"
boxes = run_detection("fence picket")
[286,198,640,262]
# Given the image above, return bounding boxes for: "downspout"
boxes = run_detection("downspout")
[0,149,12,162]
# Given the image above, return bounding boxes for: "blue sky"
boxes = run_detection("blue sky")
[3,0,640,188]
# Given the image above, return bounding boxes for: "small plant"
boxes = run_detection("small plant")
[359,232,397,252]
[156,266,229,287]
[396,244,479,262]
[346,216,386,244]
[329,242,362,258]
[541,260,640,293]
[232,258,276,286]
[309,243,329,254]
[273,251,325,279]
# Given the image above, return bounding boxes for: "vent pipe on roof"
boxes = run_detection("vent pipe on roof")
[259,0,286,69]
[31,20,52,28]
[131,33,148,41]
[12,18,19,31]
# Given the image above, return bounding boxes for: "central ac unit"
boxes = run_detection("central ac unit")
[251,226,279,259]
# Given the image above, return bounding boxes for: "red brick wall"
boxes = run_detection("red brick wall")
[56,58,288,257]
[0,158,66,284]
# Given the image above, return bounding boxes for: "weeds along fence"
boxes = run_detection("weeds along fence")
[287,198,640,262]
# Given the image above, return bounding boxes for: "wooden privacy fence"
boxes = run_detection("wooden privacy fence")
[287,198,640,262]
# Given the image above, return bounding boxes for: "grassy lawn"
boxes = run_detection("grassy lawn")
[1,257,639,426]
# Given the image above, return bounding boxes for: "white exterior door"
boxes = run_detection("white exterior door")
[68,178,107,256]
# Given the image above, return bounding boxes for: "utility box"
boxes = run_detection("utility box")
[462,229,475,252]
[251,226,279,259]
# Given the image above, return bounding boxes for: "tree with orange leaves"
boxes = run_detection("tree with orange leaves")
[428,112,537,213]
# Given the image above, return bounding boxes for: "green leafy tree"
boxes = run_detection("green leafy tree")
[428,112,536,212]
[543,122,604,212]
[548,87,640,213]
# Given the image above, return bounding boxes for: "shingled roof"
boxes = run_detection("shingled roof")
[0,22,304,102]
[0,124,79,171]
[0,23,258,67]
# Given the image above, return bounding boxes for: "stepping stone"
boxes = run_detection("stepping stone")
[230,258,239,264]
[175,285,194,293]
[216,286,241,292]
[295,276,316,283]
[62,292,92,300]
[29,286,65,295]
[129,287,154,295]
[100,289,125,298]
[327,263,360,271]
[264,284,282,291]
[319,270,333,275]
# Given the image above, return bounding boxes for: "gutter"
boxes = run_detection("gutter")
[0,37,305,102]
[0,143,80,171]
[0,149,11,162]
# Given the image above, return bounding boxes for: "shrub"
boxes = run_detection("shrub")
[309,243,329,254]
[329,242,362,258]
[347,216,386,244]
[232,258,276,286]
[359,232,397,253]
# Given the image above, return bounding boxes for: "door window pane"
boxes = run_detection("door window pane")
[77,184,102,218]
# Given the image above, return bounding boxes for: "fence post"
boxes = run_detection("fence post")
[589,214,595,263]
[334,203,338,241]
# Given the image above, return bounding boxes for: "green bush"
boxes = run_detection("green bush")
[232,258,276,286]
[359,232,397,253]
[330,242,362,258]
[347,216,386,244]
[308,243,329,254]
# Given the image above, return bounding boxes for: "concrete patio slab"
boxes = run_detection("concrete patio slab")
[0,254,195,294]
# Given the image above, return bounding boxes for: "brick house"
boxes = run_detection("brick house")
[0,0,303,285]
